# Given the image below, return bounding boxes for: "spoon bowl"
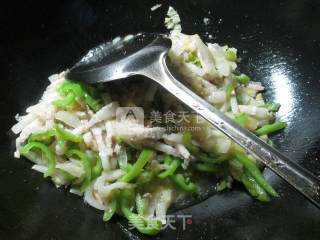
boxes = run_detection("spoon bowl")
[67,33,171,83]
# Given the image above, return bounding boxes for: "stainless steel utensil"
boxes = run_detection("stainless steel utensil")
[67,33,320,207]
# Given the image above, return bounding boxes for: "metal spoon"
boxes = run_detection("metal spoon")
[67,33,320,207]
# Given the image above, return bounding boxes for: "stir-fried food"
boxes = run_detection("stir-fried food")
[11,7,286,236]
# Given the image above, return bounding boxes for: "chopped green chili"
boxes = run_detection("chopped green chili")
[225,49,237,61]
[55,80,103,112]
[120,189,161,235]
[20,141,56,177]
[170,174,199,193]
[187,52,202,67]
[91,154,103,180]
[235,73,251,85]
[83,92,103,112]
[59,81,84,97]
[255,121,287,136]
[120,149,154,183]
[28,125,82,143]
[66,149,92,192]
[158,156,181,178]
[28,129,56,142]
[234,113,249,128]
[55,124,83,142]
[103,197,117,222]
[229,158,244,181]
[241,170,270,202]
[52,92,76,108]
[226,83,235,99]
[234,150,278,197]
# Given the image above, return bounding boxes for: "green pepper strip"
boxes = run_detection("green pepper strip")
[198,153,229,164]
[235,73,251,85]
[182,131,199,155]
[66,149,92,192]
[53,92,76,108]
[226,83,235,100]
[59,80,84,97]
[81,83,101,99]
[103,197,117,222]
[91,154,103,180]
[255,121,287,136]
[120,189,161,235]
[119,149,154,183]
[234,150,279,197]
[84,92,103,112]
[170,174,199,193]
[229,159,243,181]
[20,141,56,177]
[266,103,281,112]
[29,125,82,143]
[187,52,202,68]
[225,49,237,62]
[55,124,83,142]
[234,113,249,128]
[56,81,83,107]
[241,170,270,202]
[28,129,56,142]
[158,156,181,179]
[56,80,102,112]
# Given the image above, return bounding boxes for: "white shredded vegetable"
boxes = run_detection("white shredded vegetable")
[84,182,105,210]
[55,111,81,128]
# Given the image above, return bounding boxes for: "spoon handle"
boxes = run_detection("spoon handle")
[144,54,320,208]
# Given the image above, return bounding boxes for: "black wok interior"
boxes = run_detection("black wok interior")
[1,0,320,239]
